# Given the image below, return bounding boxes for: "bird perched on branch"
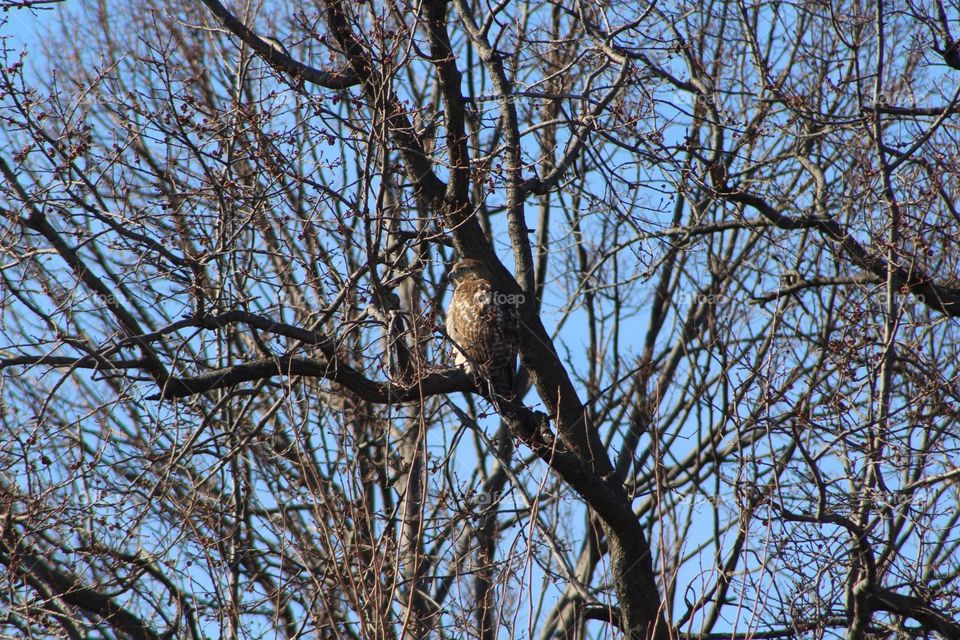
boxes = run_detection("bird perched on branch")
[445,258,520,400]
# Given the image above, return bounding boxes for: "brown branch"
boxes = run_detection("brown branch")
[681,621,848,640]
[424,0,470,206]
[866,587,960,638]
[320,0,448,209]
[862,103,960,116]
[0,355,147,370]
[449,0,537,293]
[726,189,960,315]
[0,526,162,640]
[752,275,881,305]
[191,310,340,348]
[319,0,501,267]
[195,0,358,89]
[1,156,171,388]
[581,603,624,630]
[151,356,473,401]
[0,0,64,8]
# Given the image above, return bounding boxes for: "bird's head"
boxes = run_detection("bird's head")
[449,258,488,284]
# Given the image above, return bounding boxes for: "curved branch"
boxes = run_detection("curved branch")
[726,189,960,315]
[866,588,960,638]
[2,157,171,388]
[196,0,358,89]
[0,355,148,370]
[151,357,474,401]
[0,524,162,640]
[424,0,470,206]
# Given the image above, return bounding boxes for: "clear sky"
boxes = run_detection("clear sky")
[3,2,63,48]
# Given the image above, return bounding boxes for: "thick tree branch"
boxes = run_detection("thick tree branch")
[0,355,148,370]
[196,0,358,89]
[726,189,960,315]
[866,587,960,638]
[151,357,473,401]
[424,0,470,207]
[321,2,445,205]
[521,61,633,202]
[0,525,162,640]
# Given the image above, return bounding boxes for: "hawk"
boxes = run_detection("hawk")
[445,258,520,399]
